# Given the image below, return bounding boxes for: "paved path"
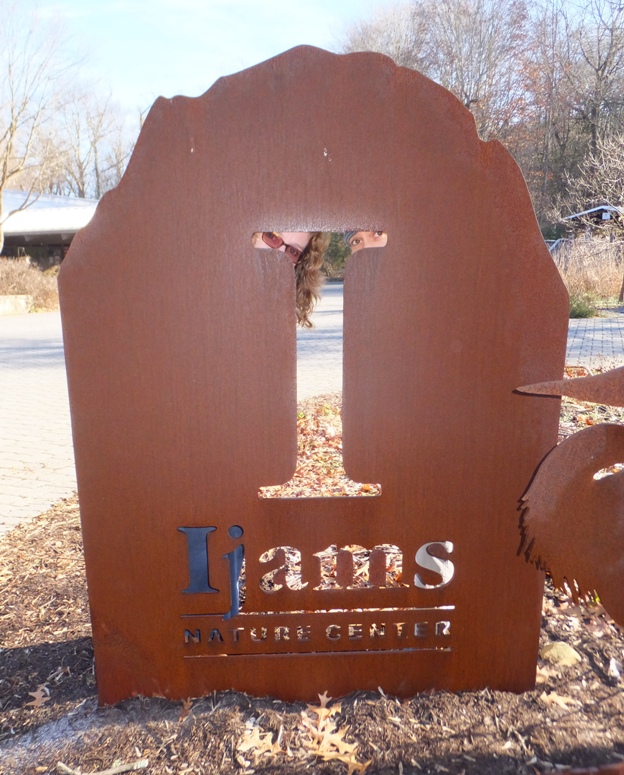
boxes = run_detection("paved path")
[2,288,624,537]
[566,314,624,369]
[0,312,76,536]
[297,281,343,399]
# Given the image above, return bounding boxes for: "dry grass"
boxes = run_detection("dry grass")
[553,239,624,301]
[0,257,59,311]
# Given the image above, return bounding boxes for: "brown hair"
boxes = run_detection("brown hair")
[295,231,330,328]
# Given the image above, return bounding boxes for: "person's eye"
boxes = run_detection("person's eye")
[374,231,384,238]
[350,238,361,247]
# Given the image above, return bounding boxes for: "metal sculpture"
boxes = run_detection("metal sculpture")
[520,365,624,407]
[519,368,624,625]
[59,46,568,704]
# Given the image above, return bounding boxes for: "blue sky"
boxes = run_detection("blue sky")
[40,0,378,114]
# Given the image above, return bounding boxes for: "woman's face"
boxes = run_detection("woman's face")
[253,231,313,263]
[348,231,388,252]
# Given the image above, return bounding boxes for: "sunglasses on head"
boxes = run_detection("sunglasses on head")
[261,232,304,264]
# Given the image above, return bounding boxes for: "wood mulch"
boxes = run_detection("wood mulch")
[1,392,623,775]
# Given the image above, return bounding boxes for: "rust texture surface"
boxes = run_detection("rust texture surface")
[519,365,624,407]
[519,368,624,625]
[59,46,568,705]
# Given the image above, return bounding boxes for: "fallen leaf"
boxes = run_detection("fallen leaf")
[178,698,193,721]
[536,665,560,683]
[238,726,275,756]
[25,684,50,708]
[306,699,342,725]
[318,726,358,756]
[539,690,582,709]
[306,703,329,721]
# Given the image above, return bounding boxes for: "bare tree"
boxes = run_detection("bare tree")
[339,1,429,70]
[338,0,624,227]
[338,0,529,140]
[44,88,136,200]
[563,131,624,214]
[516,0,580,217]
[0,0,78,252]
[98,120,136,195]
[566,0,624,156]
[521,0,624,225]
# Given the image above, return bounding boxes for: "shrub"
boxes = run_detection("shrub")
[322,232,349,278]
[569,292,599,318]
[0,257,59,311]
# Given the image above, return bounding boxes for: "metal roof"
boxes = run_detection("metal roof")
[563,205,624,220]
[1,189,97,237]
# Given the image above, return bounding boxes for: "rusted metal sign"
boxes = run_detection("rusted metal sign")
[59,46,568,705]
